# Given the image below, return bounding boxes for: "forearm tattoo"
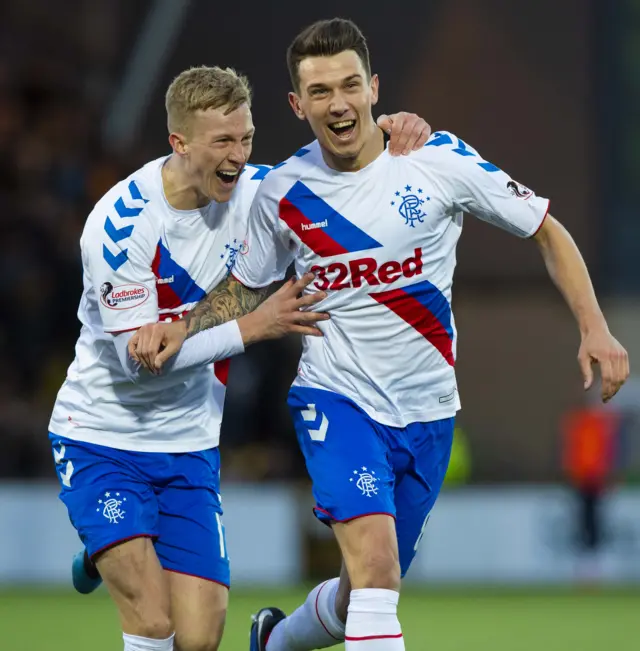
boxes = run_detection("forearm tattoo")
[184,275,269,338]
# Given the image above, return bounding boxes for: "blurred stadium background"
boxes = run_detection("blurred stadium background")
[1,0,639,649]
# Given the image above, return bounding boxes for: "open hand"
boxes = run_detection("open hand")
[578,328,629,402]
[377,112,431,155]
[238,272,330,345]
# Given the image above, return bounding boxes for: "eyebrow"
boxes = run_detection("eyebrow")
[212,128,255,141]
[307,73,363,92]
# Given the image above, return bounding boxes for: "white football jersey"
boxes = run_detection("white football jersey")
[233,132,549,427]
[49,157,267,452]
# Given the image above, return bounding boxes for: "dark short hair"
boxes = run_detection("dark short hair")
[287,18,372,93]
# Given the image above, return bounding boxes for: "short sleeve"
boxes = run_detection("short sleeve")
[82,206,159,333]
[232,183,296,289]
[426,131,550,238]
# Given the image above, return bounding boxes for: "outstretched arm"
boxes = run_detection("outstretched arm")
[426,131,629,402]
[533,215,629,401]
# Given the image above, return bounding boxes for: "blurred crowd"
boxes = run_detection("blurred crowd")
[0,0,305,481]
[3,1,637,486]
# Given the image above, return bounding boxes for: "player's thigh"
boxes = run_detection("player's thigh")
[96,536,172,639]
[333,513,401,591]
[168,571,228,651]
[395,417,454,576]
[288,387,396,523]
[49,434,160,558]
[154,449,229,649]
[154,448,229,586]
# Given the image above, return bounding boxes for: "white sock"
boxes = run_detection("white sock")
[267,578,345,650]
[345,589,404,650]
[123,632,174,650]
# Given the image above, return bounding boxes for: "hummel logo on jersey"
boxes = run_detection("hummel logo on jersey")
[156,275,175,285]
[301,219,328,231]
[311,248,423,291]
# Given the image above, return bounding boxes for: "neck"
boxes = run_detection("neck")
[162,155,209,210]
[321,121,384,172]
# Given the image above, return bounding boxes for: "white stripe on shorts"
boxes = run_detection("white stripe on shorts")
[215,512,225,558]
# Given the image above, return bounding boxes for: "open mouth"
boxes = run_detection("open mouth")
[328,119,356,140]
[216,169,241,187]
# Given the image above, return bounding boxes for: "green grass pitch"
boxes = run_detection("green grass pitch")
[1,587,638,650]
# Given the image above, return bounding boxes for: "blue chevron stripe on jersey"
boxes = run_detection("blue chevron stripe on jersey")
[451,138,476,157]
[248,165,271,181]
[426,132,501,173]
[128,180,149,203]
[478,162,500,172]
[425,132,454,148]
[104,217,134,244]
[103,182,148,257]
[103,245,128,271]
[114,197,144,218]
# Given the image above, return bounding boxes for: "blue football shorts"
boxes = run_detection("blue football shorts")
[49,433,230,587]
[288,386,454,577]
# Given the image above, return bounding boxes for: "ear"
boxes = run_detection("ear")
[288,92,306,121]
[169,132,188,156]
[370,74,379,107]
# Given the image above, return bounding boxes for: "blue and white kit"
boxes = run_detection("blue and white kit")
[233,132,549,572]
[49,158,267,584]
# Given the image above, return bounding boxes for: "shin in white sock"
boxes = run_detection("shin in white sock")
[267,578,345,650]
[345,588,404,650]
[123,632,174,651]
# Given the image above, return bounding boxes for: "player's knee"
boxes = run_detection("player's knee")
[113,588,172,639]
[133,614,174,641]
[352,552,401,591]
[174,615,225,651]
[112,585,173,638]
[174,632,223,651]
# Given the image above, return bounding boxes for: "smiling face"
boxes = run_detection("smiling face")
[289,50,379,167]
[173,102,254,203]
[165,66,253,204]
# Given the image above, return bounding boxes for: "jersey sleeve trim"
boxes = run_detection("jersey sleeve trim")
[527,199,551,238]
[108,326,142,335]
[104,318,157,334]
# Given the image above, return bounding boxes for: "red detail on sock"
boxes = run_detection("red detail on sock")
[345,633,404,641]
[315,581,342,641]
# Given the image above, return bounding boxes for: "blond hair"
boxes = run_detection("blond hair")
[165,66,252,135]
